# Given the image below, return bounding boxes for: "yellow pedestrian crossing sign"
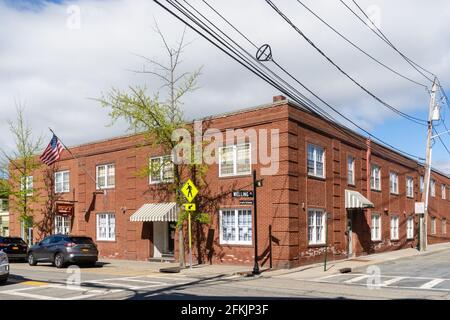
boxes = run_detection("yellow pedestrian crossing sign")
[181,179,198,203]
[184,203,196,211]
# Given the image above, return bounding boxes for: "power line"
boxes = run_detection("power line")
[154,0,425,160]
[265,0,427,126]
[294,0,428,89]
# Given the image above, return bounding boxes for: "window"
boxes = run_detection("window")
[54,215,71,235]
[219,208,252,245]
[371,213,381,241]
[149,156,174,184]
[96,213,115,241]
[307,144,325,178]
[442,219,447,235]
[0,199,8,212]
[55,171,70,193]
[389,172,398,194]
[390,215,399,240]
[96,164,115,189]
[308,209,326,245]
[406,177,414,198]
[407,217,414,239]
[442,185,447,200]
[430,179,436,197]
[219,144,251,177]
[347,156,355,185]
[431,217,436,235]
[420,176,424,193]
[370,165,381,191]
[21,176,33,196]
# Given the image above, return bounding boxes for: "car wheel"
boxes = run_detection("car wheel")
[54,253,66,269]
[28,253,37,266]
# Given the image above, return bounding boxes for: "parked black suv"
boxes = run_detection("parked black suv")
[27,235,98,268]
[0,236,28,262]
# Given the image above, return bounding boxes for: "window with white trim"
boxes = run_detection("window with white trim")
[420,176,424,193]
[370,165,381,191]
[389,171,398,194]
[219,208,252,245]
[442,218,447,235]
[55,170,70,193]
[307,209,326,245]
[219,144,251,177]
[390,215,399,240]
[431,217,436,235]
[407,217,414,239]
[347,156,355,185]
[430,179,436,197]
[307,144,325,178]
[442,184,447,200]
[371,213,381,241]
[96,164,115,189]
[149,155,173,184]
[96,213,115,241]
[54,215,71,235]
[406,176,414,198]
[21,176,33,196]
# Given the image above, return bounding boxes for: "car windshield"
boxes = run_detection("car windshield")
[70,237,94,244]
[0,237,27,245]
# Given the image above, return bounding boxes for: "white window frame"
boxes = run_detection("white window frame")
[96,164,115,189]
[420,176,424,193]
[149,155,174,184]
[21,176,33,196]
[55,170,70,193]
[390,215,399,240]
[430,179,436,197]
[347,156,355,185]
[307,144,325,179]
[442,184,447,200]
[407,216,414,239]
[307,208,326,245]
[371,213,381,241]
[370,165,381,191]
[406,176,414,198]
[389,171,399,195]
[96,213,116,241]
[218,143,251,177]
[431,217,436,235]
[54,215,71,235]
[442,219,447,235]
[219,208,252,245]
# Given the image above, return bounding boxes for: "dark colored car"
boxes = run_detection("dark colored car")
[27,235,98,268]
[0,236,28,262]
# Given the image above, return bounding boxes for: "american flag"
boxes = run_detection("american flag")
[40,134,64,166]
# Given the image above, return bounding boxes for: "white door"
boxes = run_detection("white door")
[153,222,168,258]
[347,212,353,257]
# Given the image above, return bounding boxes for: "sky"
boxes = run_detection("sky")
[1,0,450,172]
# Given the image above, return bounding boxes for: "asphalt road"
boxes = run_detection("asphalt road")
[3,249,450,300]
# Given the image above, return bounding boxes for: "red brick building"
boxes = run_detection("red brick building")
[8,96,450,268]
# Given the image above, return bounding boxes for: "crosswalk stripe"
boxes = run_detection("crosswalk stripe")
[420,279,445,289]
[381,277,406,286]
[344,275,370,283]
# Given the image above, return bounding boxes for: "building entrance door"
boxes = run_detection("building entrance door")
[347,211,354,257]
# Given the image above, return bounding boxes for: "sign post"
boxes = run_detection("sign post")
[181,179,198,269]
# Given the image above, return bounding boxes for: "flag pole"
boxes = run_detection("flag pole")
[48,128,100,191]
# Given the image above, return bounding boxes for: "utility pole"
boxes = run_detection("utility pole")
[420,78,438,252]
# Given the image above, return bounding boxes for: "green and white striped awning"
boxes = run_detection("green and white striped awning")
[345,190,374,209]
[130,203,178,222]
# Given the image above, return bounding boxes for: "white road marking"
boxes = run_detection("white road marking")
[420,278,445,289]
[381,277,406,286]
[344,275,370,283]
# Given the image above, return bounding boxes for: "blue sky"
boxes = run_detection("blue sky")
[1,0,450,172]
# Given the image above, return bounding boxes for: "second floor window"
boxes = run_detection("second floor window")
[389,172,398,194]
[430,179,436,197]
[21,176,33,196]
[0,199,8,212]
[219,143,251,177]
[406,177,414,198]
[420,176,424,193]
[307,144,325,178]
[96,164,115,189]
[347,156,355,185]
[55,171,70,193]
[370,165,381,191]
[149,156,174,184]
[442,184,447,200]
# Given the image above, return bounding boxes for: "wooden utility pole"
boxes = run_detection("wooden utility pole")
[420,78,438,252]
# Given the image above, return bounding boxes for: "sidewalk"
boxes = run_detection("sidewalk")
[267,242,450,280]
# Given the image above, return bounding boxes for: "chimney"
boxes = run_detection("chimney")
[273,95,286,103]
